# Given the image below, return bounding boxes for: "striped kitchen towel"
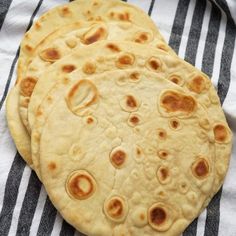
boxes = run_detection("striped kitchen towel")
[0,0,235,235]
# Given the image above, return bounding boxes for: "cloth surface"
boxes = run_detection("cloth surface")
[0,0,235,235]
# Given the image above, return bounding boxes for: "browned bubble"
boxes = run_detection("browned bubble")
[147,57,162,71]
[87,117,94,124]
[169,75,183,85]
[67,172,95,200]
[110,150,126,168]
[129,72,140,81]
[157,129,167,140]
[150,207,166,225]
[157,167,170,183]
[48,162,57,171]
[129,115,139,125]
[106,43,121,52]
[169,118,180,130]
[161,91,196,114]
[62,65,76,73]
[83,27,107,45]
[20,77,37,97]
[60,6,71,16]
[188,75,207,93]
[213,124,229,143]
[126,95,137,108]
[118,12,130,21]
[25,44,33,52]
[39,48,61,62]
[67,80,98,110]
[158,150,169,160]
[192,158,209,179]
[106,197,124,219]
[116,54,135,68]
[134,32,150,44]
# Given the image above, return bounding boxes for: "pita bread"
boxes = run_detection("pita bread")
[39,68,216,235]
[30,41,232,194]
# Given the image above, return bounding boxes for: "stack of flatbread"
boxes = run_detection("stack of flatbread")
[6,0,233,235]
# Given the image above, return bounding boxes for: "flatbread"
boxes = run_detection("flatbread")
[30,41,232,194]
[40,69,216,235]
[19,21,173,132]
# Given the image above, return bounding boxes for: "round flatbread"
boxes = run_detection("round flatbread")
[30,41,232,194]
[40,69,216,235]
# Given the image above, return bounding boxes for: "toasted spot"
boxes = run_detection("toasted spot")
[67,170,96,200]
[127,95,137,108]
[25,44,33,52]
[87,117,94,124]
[150,207,166,225]
[39,48,61,62]
[116,53,135,69]
[82,26,108,45]
[35,22,41,30]
[110,149,127,168]
[157,166,171,184]
[82,62,96,74]
[192,158,209,179]
[188,75,208,93]
[20,77,37,97]
[106,43,121,52]
[60,6,71,17]
[128,114,140,126]
[169,118,181,130]
[146,57,162,71]
[120,95,140,112]
[160,90,197,115]
[148,203,174,231]
[66,79,98,116]
[157,129,167,140]
[158,150,169,160]
[136,147,141,156]
[169,75,184,86]
[48,162,57,171]
[129,72,140,82]
[112,12,130,21]
[62,65,76,73]
[213,124,230,143]
[104,196,128,222]
[134,32,152,44]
